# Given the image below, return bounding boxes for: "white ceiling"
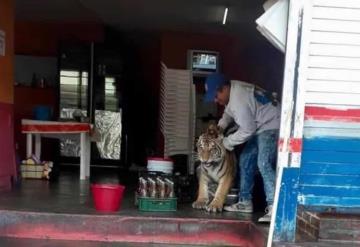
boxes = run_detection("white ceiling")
[15,0,266,33]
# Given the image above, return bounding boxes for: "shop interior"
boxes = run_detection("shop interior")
[0,0,286,245]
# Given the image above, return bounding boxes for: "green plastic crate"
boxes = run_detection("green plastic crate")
[138,197,177,212]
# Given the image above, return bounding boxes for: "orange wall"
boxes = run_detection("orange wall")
[15,21,104,56]
[0,0,16,190]
[0,0,14,103]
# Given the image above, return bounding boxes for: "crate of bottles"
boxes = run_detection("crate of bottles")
[136,171,177,212]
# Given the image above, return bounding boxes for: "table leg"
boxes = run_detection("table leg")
[85,134,91,177]
[35,134,41,159]
[26,134,32,158]
[80,132,91,180]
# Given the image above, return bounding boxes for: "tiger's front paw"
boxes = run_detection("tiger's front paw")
[206,199,224,213]
[192,199,208,210]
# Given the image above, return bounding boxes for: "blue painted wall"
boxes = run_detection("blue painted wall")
[274,136,360,242]
[299,137,360,209]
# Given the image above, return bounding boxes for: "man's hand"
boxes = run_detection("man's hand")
[222,137,234,151]
[217,126,224,134]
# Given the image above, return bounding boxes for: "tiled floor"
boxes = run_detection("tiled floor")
[0,169,266,222]
[0,169,269,246]
[9,169,356,246]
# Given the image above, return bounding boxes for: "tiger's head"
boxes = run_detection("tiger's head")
[196,124,225,166]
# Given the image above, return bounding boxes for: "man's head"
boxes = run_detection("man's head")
[204,73,230,106]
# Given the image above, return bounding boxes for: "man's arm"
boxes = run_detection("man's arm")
[222,102,256,151]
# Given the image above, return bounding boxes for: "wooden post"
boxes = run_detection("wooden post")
[268,0,311,245]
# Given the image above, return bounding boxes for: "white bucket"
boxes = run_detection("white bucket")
[147,157,174,174]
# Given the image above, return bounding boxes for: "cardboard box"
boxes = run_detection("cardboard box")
[21,164,44,179]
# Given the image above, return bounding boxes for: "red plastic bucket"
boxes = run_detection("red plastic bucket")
[91,184,125,212]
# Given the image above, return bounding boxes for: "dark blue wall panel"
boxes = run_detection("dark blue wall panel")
[299,136,360,208]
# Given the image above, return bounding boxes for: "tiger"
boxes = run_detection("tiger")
[192,124,236,213]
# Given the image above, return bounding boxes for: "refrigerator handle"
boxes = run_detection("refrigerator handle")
[125,134,128,166]
[89,42,95,122]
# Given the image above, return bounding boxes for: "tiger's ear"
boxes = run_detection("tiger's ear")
[195,135,202,147]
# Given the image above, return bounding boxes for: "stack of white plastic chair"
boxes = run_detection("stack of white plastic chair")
[159,63,195,164]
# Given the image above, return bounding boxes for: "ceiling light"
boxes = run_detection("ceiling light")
[222,7,228,25]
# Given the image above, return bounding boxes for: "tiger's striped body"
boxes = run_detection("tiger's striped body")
[192,124,236,213]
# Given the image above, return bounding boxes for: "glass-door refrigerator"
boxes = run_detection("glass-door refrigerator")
[58,43,124,169]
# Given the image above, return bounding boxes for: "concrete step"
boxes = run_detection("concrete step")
[274,240,358,247]
[0,210,264,246]
[0,237,205,247]
[318,213,360,243]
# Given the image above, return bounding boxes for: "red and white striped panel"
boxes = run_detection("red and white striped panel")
[304,106,360,138]
[305,106,360,122]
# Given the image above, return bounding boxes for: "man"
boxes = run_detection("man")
[204,73,280,222]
